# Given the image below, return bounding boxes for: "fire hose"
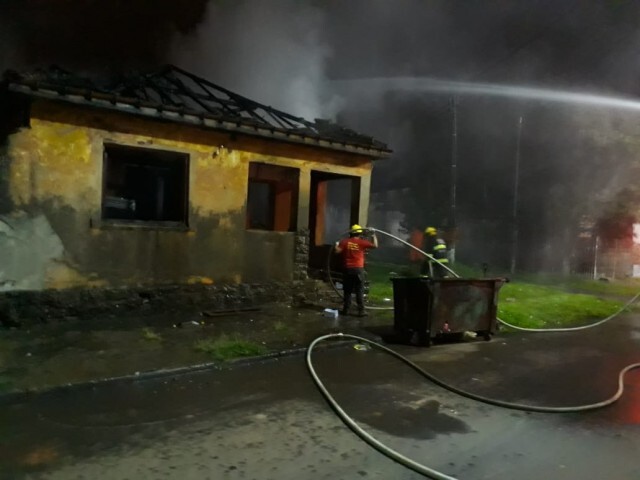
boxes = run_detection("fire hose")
[326,226,640,328]
[311,226,640,479]
[325,227,459,311]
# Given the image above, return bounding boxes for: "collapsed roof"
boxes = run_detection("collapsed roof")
[2,65,390,158]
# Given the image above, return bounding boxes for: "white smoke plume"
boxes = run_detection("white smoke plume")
[171,0,343,120]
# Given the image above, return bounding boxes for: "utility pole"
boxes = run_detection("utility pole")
[510,116,523,275]
[449,95,458,263]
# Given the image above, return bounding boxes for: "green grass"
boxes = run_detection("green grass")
[141,328,162,342]
[367,285,394,304]
[498,282,624,328]
[194,335,268,361]
[273,321,291,333]
[365,262,399,304]
[364,261,628,328]
[365,260,473,304]
[552,278,640,297]
[513,271,640,293]
[0,374,12,393]
[447,263,484,278]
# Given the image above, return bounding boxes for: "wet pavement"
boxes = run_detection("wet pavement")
[1,314,639,479]
[0,302,392,393]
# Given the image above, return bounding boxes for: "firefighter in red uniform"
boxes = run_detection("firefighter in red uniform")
[335,224,378,316]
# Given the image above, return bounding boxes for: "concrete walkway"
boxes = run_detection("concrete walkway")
[0,301,393,395]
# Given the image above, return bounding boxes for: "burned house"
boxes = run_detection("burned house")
[0,66,390,319]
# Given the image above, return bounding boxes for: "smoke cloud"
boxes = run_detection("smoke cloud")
[2,0,640,272]
[171,0,342,120]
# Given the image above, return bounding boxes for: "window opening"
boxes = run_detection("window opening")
[102,145,189,225]
[247,182,274,230]
[246,163,299,232]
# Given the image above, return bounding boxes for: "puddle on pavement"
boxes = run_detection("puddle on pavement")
[360,395,471,439]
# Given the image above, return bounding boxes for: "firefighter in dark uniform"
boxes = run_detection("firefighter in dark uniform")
[421,226,450,278]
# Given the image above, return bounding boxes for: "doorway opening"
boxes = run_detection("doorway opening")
[308,171,361,272]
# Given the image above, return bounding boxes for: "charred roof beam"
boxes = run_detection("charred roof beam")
[1,65,391,156]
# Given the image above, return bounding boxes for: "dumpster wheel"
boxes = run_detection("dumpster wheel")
[307,332,640,480]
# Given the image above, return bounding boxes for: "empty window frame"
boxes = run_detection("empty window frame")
[102,144,189,226]
[246,162,299,232]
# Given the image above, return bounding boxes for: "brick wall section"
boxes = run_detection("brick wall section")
[0,278,339,328]
[293,229,310,281]
[0,282,292,327]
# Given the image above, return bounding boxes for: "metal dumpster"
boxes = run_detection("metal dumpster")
[391,277,507,346]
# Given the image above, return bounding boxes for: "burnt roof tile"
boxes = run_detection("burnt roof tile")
[2,65,390,156]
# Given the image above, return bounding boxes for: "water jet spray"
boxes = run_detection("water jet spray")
[333,77,640,112]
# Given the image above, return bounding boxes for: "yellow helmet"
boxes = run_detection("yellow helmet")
[425,226,437,235]
[350,224,364,234]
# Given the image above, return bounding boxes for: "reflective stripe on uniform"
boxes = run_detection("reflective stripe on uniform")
[429,258,448,263]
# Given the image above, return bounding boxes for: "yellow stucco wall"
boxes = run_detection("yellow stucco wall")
[0,99,374,291]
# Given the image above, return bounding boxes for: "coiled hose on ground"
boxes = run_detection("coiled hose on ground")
[312,226,640,479]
